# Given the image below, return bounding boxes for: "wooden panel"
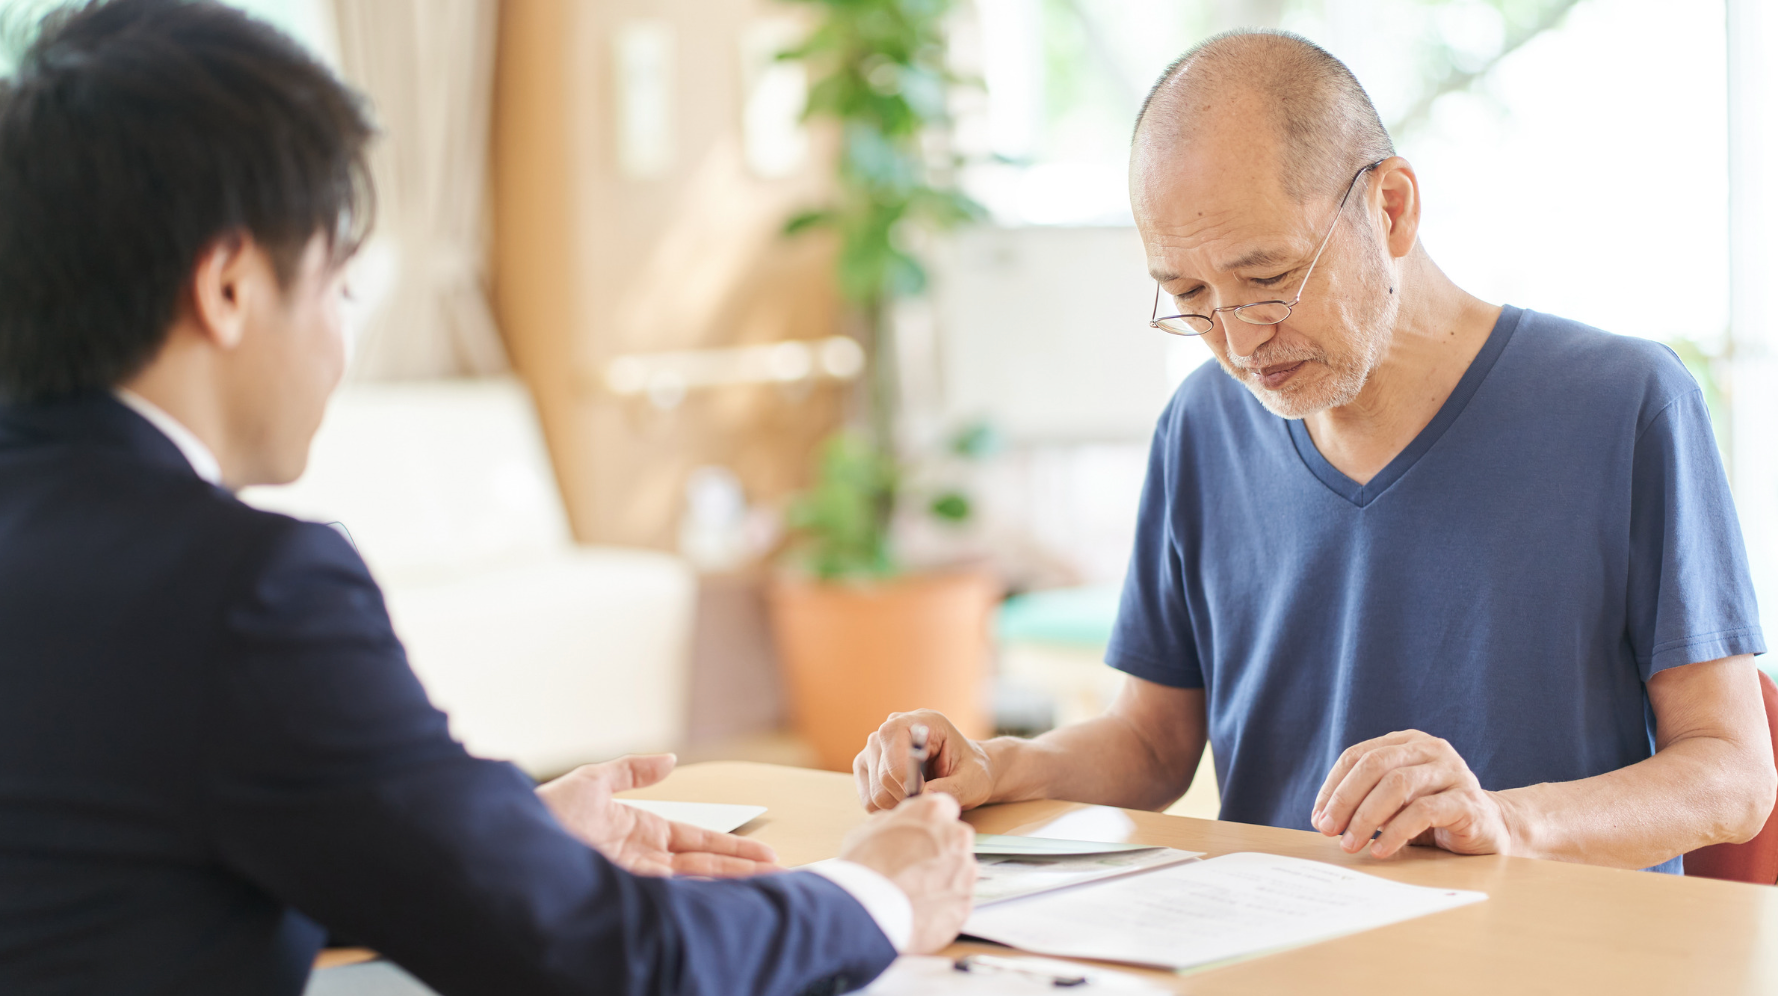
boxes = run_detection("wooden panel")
[492,0,846,549]
[490,0,583,523]
[620,761,1778,996]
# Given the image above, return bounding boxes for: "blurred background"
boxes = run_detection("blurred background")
[8,0,1771,817]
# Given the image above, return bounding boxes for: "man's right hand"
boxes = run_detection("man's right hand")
[853,710,995,813]
[837,793,977,954]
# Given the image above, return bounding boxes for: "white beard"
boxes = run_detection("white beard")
[1237,321,1386,419]
[1220,255,1398,420]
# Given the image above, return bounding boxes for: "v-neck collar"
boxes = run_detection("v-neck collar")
[1286,305,1523,508]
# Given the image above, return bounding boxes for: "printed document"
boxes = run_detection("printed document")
[963,851,1487,970]
[975,847,1203,906]
[859,955,1171,994]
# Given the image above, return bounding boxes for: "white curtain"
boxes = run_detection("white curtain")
[332,0,508,380]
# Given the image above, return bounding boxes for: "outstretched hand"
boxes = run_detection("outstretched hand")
[537,754,779,877]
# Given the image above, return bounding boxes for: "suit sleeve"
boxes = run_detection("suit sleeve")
[203,520,895,996]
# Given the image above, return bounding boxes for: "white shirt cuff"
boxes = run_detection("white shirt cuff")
[804,859,914,953]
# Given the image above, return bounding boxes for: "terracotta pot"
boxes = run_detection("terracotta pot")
[769,571,998,772]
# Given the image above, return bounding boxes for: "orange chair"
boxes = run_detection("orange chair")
[1685,670,1778,885]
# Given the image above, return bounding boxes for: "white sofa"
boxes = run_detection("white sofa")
[241,378,694,776]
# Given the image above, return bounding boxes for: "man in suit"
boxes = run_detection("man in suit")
[0,2,974,994]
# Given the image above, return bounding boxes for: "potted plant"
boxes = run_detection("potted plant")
[770,0,996,771]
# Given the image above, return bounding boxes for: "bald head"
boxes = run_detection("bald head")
[1134,31,1393,203]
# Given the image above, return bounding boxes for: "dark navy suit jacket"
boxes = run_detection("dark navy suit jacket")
[0,393,895,996]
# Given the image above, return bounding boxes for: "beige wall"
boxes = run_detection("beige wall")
[492,0,845,549]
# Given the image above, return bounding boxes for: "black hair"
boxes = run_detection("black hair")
[1134,29,1394,203]
[0,0,374,402]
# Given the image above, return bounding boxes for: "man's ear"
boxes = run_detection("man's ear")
[1373,157,1421,260]
[188,234,257,350]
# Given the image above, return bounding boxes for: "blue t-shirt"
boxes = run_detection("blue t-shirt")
[1106,306,1765,875]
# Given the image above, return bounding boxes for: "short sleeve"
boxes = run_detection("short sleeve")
[1627,390,1766,679]
[1106,405,1204,689]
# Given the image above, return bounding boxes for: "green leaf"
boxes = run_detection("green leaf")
[897,64,947,118]
[784,209,835,236]
[884,247,927,297]
[784,431,902,581]
[949,420,1001,459]
[929,491,971,523]
[909,187,987,226]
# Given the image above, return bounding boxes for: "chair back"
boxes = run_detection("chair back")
[1685,670,1778,885]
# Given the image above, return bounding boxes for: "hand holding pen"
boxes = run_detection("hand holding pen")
[855,709,998,812]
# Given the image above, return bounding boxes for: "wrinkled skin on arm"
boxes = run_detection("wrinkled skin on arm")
[1311,655,1775,868]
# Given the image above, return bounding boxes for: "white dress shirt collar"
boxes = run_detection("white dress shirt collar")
[113,388,223,486]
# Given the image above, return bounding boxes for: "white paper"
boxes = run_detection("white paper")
[975,847,1203,906]
[1015,806,1138,844]
[973,834,1160,857]
[859,955,1172,994]
[964,851,1487,970]
[616,800,766,833]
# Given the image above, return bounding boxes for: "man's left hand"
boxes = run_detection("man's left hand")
[1310,731,1514,859]
[537,754,779,877]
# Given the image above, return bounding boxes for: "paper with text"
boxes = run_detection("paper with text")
[975,847,1203,906]
[963,851,1487,970]
[859,955,1172,994]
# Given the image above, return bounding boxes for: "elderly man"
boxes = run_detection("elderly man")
[855,30,1774,873]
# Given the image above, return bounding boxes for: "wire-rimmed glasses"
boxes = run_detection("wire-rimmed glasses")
[1149,158,1387,337]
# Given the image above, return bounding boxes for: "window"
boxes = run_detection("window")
[962,0,1728,349]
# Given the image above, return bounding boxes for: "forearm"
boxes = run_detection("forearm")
[1498,734,1774,869]
[983,709,1203,812]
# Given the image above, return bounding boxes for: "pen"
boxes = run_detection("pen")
[953,954,1089,987]
[906,723,929,798]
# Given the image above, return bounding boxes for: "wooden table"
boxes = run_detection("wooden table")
[619,760,1778,995]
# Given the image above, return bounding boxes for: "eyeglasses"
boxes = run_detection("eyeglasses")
[1149,158,1387,337]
